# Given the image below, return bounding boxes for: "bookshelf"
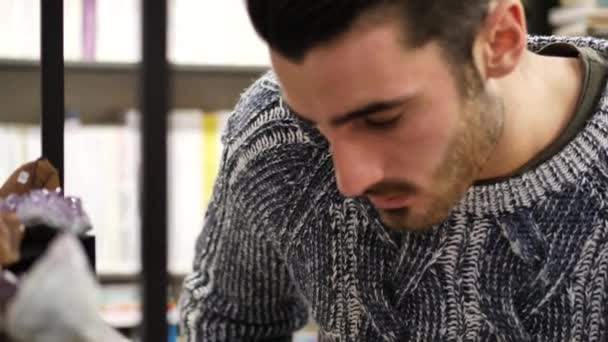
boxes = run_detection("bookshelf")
[0,59,267,124]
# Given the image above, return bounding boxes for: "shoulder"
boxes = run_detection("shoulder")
[215,72,335,238]
[220,71,330,191]
[527,35,608,53]
[222,71,286,145]
[222,71,325,158]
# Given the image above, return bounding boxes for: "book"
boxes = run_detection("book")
[168,110,229,274]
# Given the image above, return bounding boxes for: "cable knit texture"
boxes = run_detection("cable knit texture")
[180,36,608,341]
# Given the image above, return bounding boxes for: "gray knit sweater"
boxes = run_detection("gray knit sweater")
[180,36,608,341]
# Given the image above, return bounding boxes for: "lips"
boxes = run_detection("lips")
[367,194,413,210]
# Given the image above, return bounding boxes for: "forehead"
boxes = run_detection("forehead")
[271,21,452,119]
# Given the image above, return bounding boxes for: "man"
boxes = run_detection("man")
[180,0,608,340]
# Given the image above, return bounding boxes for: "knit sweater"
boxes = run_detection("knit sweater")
[179,36,608,341]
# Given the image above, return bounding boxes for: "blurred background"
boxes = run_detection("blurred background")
[0,0,605,340]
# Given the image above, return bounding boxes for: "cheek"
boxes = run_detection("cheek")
[382,105,458,183]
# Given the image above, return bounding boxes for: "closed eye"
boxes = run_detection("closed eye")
[364,112,402,129]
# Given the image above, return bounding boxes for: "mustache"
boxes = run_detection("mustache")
[364,179,417,197]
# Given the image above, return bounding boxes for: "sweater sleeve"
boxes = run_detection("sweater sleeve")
[178,102,310,341]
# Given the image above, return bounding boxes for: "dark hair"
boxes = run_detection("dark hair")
[246,0,490,64]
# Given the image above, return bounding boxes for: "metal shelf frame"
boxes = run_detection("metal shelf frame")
[0,59,266,124]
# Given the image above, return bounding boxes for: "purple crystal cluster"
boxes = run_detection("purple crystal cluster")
[0,189,91,234]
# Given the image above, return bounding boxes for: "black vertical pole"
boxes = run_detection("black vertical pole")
[525,0,559,36]
[41,0,65,187]
[140,0,169,341]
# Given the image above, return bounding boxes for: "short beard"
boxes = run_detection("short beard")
[381,64,504,232]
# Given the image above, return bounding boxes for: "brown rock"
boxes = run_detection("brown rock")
[0,158,60,199]
[0,212,24,265]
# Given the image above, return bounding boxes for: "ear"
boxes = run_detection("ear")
[479,0,527,79]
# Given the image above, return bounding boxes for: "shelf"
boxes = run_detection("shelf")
[98,272,186,284]
[0,59,268,123]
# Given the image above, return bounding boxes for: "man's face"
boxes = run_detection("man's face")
[272,21,503,232]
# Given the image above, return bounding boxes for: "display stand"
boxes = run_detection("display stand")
[35,1,170,341]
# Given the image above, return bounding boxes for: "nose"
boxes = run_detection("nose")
[330,139,384,197]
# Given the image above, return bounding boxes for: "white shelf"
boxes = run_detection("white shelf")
[0,59,267,123]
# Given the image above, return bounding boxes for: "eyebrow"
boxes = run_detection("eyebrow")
[284,96,411,127]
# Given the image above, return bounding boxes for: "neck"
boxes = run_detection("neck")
[476,50,584,181]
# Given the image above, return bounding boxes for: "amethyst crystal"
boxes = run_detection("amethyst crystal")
[0,189,91,234]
